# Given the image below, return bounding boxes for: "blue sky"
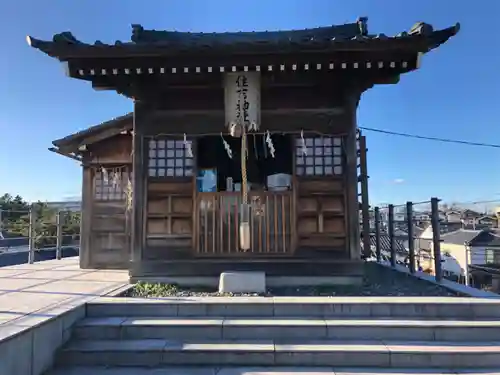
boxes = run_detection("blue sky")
[1,0,499,206]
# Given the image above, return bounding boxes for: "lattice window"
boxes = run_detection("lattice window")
[486,248,498,264]
[148,138,194,178]
[295,136,343,176]
[93,169,129,201]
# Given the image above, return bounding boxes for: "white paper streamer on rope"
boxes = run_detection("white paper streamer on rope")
[125,178,133,211]
[221,133,233,159]
[300,130,307,156]
[111,171,120,187]
[265,131,275,158]
[183,133,193,157]
[102,168,109,184]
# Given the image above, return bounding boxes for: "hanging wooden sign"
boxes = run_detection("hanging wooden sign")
[224,71,261,135]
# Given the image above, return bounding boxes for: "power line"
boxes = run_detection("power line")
[359,127,500,149]
[452,198,500,206]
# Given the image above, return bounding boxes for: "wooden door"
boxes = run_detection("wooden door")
[89,167,131,268]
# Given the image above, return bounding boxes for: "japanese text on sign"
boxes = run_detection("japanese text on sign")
[224,71,261,131]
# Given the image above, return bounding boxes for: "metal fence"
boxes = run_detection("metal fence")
[0,206,80,266]
[363,197,444,281]
[363,197,500,293]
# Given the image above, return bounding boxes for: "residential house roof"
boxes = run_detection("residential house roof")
[441,229,482,246]
[394,224,425,237]
[477,215,497,222]
[361,233,407,254]
[468,229,500,247]
[461,209,483,218]
[440,222,464,234]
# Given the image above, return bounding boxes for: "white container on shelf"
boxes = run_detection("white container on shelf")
[267,173,291,191]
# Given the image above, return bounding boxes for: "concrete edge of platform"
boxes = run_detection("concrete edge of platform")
[91,294,500,304]
[130,275,362,289]
[0,281,130,375]
[380,263,500,299]
[101,282,134,297]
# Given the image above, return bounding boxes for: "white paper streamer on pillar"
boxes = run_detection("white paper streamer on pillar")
[265,131,275,158]
[224,71,261,133]
[300,130,307,156]
[221,133,233,159]
[183,133,193,157]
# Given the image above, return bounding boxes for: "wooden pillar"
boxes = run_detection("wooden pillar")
[131,100,146,264]
[359,134,371,258]
[79,165,93,268]
[345,94,361,260]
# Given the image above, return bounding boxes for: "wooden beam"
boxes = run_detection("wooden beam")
[48,147,82,162]
[131,101,146,264]
[344,93,362,261]
[66,49,419,72]
[143,109,350,136]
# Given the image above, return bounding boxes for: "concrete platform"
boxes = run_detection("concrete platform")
[0,257,129,375]
[0,257,128,327]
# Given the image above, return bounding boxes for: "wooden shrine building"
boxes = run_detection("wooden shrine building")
[27,18,459,285]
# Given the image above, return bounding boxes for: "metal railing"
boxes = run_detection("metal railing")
[364,197,444,282]
[363,196,500,293]
[0,205,80,266]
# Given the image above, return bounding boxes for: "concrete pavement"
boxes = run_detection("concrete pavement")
[0,257,129,375]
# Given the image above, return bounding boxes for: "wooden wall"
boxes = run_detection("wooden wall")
[296,178,346,252]
[292,134,348,256]
[81,135,132,269]
[88,134,131,164]
[79,111,354,265]
[89,190,130,268]
[145,180,194,259]
[138,132,350,259]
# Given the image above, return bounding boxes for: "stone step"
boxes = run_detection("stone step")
[57,339,500,368]
[44,366,500,375]
[87,297,500,319]
[73,316,500,341]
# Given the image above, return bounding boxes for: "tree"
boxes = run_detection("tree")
[0,194,30,225]
[1,194,80,248]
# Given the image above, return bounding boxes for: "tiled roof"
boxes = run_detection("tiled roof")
[440,222,463,234]
[362,233,407,253]
[52,113,132,148]
[468,229,500,247]
[27,19,460,59]
[393,224,425,239]
[441,229,482,245]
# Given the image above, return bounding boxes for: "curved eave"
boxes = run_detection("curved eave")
[26,23,460,61]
